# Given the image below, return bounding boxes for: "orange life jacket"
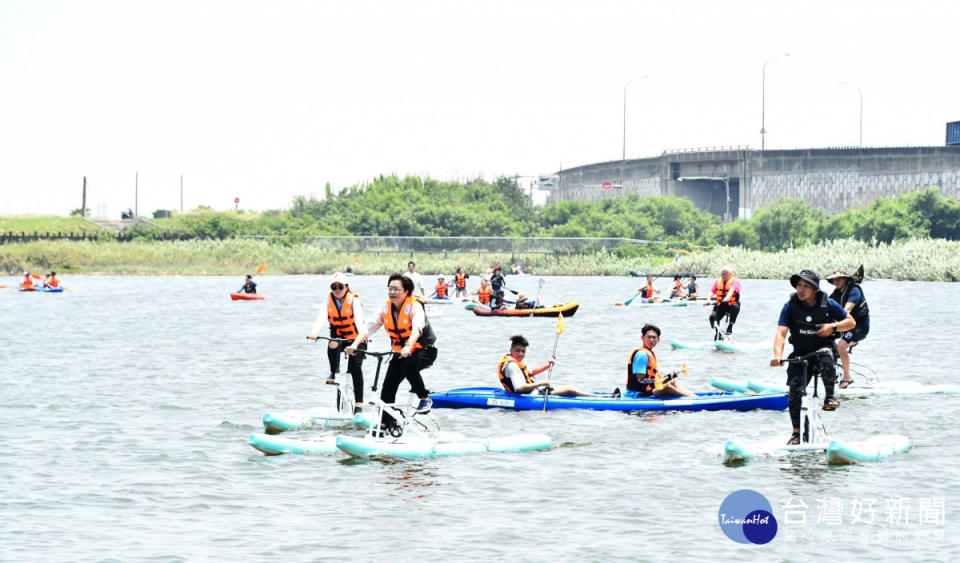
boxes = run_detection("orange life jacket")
[673,280,682,294]
[497,355,532,392]
[478,285,491,305]
[382,296,431,352]
[327,291,359,339]
[642,281,655,298]
[435,282,447,298]
[47,277,60,288]
[715,277,739,305]
[455,272,466,289]
[21,277,33,289]
[627,346,658,393]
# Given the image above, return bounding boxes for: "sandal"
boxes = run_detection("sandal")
[823,396,840,411]
[839,379,854,389]
[787,431,801,445]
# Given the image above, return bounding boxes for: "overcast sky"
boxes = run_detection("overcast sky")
[2,0,958,217]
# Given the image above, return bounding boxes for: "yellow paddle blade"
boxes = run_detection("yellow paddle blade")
[256,263,267,274]
[654,373,663,390]
[556,312,565,334]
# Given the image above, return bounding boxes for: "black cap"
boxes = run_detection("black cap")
[790,269,820,289]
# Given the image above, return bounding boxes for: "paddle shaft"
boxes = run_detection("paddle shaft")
[542,331,562,412]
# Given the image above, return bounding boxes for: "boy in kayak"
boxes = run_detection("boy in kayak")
[770,269,856,445]
[309,272,366,411]
[826,266,870,389]
[490,290,506,310]
[238,274,257,294]
[686,275,698,300]
[20,272,35,291]
[346,273,437,432]
[627,324,694,398]
[498,335,604,397]
[709,266,740,338]
[43,272,60,289]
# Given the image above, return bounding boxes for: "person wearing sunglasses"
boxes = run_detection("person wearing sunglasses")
[346,273,437,432]
[309,272,367,411]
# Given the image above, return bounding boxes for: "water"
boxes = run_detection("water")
[2,275,957,560]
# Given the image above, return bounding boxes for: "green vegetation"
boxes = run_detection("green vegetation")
[0,216,110,235]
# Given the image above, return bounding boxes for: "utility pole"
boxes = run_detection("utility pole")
[180,174,184,213]
[81,176,87,218]
[135,172,139,217]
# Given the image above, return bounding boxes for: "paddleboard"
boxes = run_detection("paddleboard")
[709,377,751,393]
[826,435,911,465]
[670,339,715,351]
[248,433,338,455]
[335,432,551,460]
[714,340,742,353]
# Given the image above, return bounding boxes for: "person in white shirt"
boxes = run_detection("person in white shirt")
[402,260,426,297]
[308,272,367,412]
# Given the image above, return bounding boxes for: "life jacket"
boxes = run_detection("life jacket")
[829,283,870,323]
[627,346,658,394]
[21,277,34,289]
[787,291,840,353]
[382,296,436,352]
[455,272,466,289]
[47,277,59,288]
[478,285,491,305]
[715,277,739,305]
[642,281,655,298]
[672,280,683,296]
[327,291,359,339]
[497,355,532,392]
[435,282,447,298]
[243,281,257,294]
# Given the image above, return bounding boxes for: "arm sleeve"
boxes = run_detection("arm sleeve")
[310,296,330,335]
[827,299,850,319]
[352,297,365,330]
[631,353,650,379]
[846,286,864,307]
[777,303,792,327]
[504,363,527,390]
[409,301,426,331]
[710,280,719,293]
[732,279,742,293]
[364,308,384,335]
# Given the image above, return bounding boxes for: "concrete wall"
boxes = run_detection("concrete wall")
[550,146,960,218]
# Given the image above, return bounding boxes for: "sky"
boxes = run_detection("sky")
[2,0,959,218]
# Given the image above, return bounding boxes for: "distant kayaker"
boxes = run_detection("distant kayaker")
[514,293,534,310]
[497,335,604,397]
[771,269,856,445]
[490,289,506,310]
[453,267,469,298]
[20,272,34,291]
[430,275,451,299]
[669,275,686,299]
[471,278,492,305]
[686,275,699,300]
[826,266,870,389]
[639,276,660,301]
[308,272,366,411]
[345,273,437,432]
[627,324,694,398]
[238,274,257,294]
[402,261,426,298]
[709,266,740,337]
[489,266,506,295]
[44,271,60,289]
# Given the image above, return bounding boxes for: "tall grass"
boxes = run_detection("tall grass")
[1,238,958,280]
[0,216,110,235]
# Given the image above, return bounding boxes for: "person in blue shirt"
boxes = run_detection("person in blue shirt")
[239,274,257,294]
[770,269,856,445]
[826,266,870,389]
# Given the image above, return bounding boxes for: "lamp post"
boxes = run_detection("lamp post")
[623,76,648,161]
[837,81,863,148]
[760,53,790,150]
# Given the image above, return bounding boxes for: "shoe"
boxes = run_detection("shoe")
[325,373,337,385]
[787,431,801,445]
[839,379,854,389]
[415,398,432,413]
[354,405,363,414]
[726,325,733,335]
[610,387,621,399]
[823,396,840,411]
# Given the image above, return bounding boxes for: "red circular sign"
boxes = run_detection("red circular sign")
[234,197,240,203]
[602,182,612,190]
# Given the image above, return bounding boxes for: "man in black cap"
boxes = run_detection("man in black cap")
[770,269,856,445]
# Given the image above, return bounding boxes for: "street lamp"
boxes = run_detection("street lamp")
[623,76,648,161]
[760,53,790,150]
[837,81,863,148]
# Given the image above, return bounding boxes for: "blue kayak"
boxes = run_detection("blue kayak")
[429,386,786,412]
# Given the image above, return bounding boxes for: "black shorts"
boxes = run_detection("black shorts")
[839,325,868,344]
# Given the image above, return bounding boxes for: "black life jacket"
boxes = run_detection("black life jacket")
[829,282,870,323]
[787,291,840,353]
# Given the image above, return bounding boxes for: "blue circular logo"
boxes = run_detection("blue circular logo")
[718,489,778,544]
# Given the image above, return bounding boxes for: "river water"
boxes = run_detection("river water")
[2,274,957,560]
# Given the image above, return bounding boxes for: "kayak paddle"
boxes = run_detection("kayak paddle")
[256,263,267,274]
[543,312,565,412]
[618,291,643,307]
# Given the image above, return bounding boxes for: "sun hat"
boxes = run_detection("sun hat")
[790,269,821,288]
[825,268,854,282]
[517,293,527,301]
[330,272,349,285]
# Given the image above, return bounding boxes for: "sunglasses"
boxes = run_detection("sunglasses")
[330,284,345,290]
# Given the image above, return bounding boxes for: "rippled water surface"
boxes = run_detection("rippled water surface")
[2,275,957,560]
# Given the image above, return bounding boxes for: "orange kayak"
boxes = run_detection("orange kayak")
[231,292,265,301]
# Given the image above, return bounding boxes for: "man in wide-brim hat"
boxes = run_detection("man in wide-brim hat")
[771,269,856,445]
[826,265,870,389]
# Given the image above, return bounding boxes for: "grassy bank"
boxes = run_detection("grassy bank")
[0,216,110,235]
[1,238,958,281]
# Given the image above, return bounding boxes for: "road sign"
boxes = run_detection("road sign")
[602,181,612,190]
